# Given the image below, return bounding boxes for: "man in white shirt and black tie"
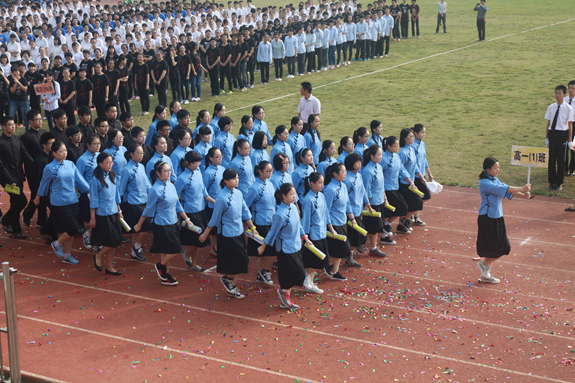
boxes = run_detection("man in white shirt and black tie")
[564,80,575,176]
[544,84,575,190]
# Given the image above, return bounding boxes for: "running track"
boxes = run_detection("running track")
[1,186,574,382]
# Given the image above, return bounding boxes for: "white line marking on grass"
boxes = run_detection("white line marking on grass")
[227,18,575,114]
[1,311,321,383]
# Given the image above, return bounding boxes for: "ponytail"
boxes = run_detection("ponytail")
[274,183,295,205]
[220,168,238,188]
[303,172,322,196]
[206,146,220,169]
[239,115,252,137]
[318,139,334,163]
[272,124,287,145]
[338,136,351,155]
[352,127,368,144]
[295,147,311,166]
[196,109,209,127]
[254,160,271,178]
[232,138,249,158]
[383,136,398,152]
[150,160,168,184]
[362,144,381,167]
[324,162,344,186]
[479,157,498,180]
[181,150,202,172]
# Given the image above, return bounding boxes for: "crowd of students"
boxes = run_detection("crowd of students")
[0,0,424,130]
[0,87,436,309]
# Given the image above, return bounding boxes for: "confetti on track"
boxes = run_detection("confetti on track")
[1,185,574,382]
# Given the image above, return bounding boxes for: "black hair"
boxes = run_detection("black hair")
[175,128,191,144]
[254,160,271,178]
[274,182,295,205]
[353,127,369,144]
[150,160,170,184]
[399,128,413,148]
[345,153,362,171]
[213,102,225,117]
[78,105,91,117]
[152,105,166,122]
[362,144,382,167]
[151,135,167,153]
[26,109,41,122]
[383,136,398,152]
[120,111,132,122]
[324,162,344,186]
[220,168,238,188]
[40,132,55,146]
[232,138,249,158]
[65,125,81,138]
[412,124,425,134]
[49,140,66,161]
[272,152,290,171]
[555,85,567,95]
[195,125,212,145]
[289,116,302,133]
[94,152,116,188]
[295,147,312,166]
[251,105,264,118]
[196,109,209,127]
[53,109,66,121]
[318,139,334,163]
[206,146,221,168]
[272,124,287,145]
[131,126,144,138]
[169,100,180,113]
[218,115,233,130]
[181,150,202,171]
[303,172,322,196]
[252,130,267,150]
[177,109,190,120]
[479,157,498,179]
[338,136,352,155]
[124,143,143,163]
[301,81,312,94]
[238,115,253,137]
[370,119,382,135]
[106,129,122,148]
[105,103,117,113]
[301,114,321,143]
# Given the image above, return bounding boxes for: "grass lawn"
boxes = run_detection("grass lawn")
[18,0,575,197]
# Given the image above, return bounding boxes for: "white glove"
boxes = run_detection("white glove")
[569,142,574,150]
[545,138,549,148]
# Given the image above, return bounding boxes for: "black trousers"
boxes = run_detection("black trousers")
[315,47,322,70]
[548,130,569,186]
[412,18,420,36]
[393,20,401,39]
[30,95,41,113]
[357,39,366,59]
[260,62,269,83]
[477,19,486,40]
[436,13,446,32]
[336,43,343,64]
[219,63,232,91]
[156,80,168,107]
[61,101,76,126]
[137,84,150,112]
[94,98,106,117]
[273,58,283,79]
[23,189,47,226]
[286,56,296,75]
[568,130,575,173]
[170,76,181,102]
[208,64,220,95]
[119,88,130,113]
[2,186,27,234]
[346,41,354,61]
[306,51,315,72]
[247,56,255,85]
[383,36,391,55]
[376,37,384,56]
[401,18,409,38]
[297,54,305,74]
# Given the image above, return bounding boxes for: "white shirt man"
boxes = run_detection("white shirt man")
[7,36,21,62]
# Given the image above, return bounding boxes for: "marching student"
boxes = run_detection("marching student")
[103,129,127,182]
[271,153,295,191]
[343,153,370,266]
[90,152,123,276]
[118,144,152,262]
[35,140,90,265]
[237,115,255,148]
[229,138,255,196]
[146,135,175,183]
[292,147,316,197]
[381,136,411,235]
[199,169,258,300]
[476,157,531,283]
[270,125,294,173]
[170,130,193,178]
[412,124,434,225]
[245,160,277,285]
[176,151,215,272]
[301,172,330,293]
[288,116,306,164]
[193,126,213,173]
[77,134,101,249]
[398,128,424,233]
[258,183,308,310]
[252,105,273,141]
[203,147,226,258]
[302,114,322,164]
[337,136,355,164]
[353,127,370,158]
[214,116,236,168]
[317,140,337,176]
[250,130,270,166]
[135,161,190,286]
[366,120,385,150]
[323,163,355,281]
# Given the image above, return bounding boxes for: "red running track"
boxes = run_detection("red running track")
[0,186,574,382]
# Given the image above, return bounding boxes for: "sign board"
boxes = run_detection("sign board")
[511,145,548,168]
[33,82,55,96]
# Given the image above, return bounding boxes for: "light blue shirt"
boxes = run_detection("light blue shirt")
[367,135,385,151]
[193,141,212,173]
[208,186,251,237]
[329,26,337,46]
[336,25,346,44]
[271,39,285,59]
[256,41,272,63]
[264,202,305,253]
[296,33,306,54]
[270,140,294,173]
[213,130,235,168]
[380,150,410,191]
[76,151,99,184]
[479,176,511,219]
[322,28,330,48]
[304,130,321,165]
[245,177,276,226]
[284,35,297,57]
[354,142,368,158]
[337,150,350,164]
[305,33,316,53]
[301,190,327,241]
[203,163,225,208]
[383,15,394,36]
[314,29,323,48]
[270,170,294,191]
[229,153,254,196]
[250,148,270,167]
[288,131,306,162]
[142,179,184,225]
[292,162,314,196]
[413,138,429,179]
[169,113,178,129]
[145,119,160,146]
[209,117,221,139]
[345,170,370,217]
[37,159,90,206]
[146,152,176,183]
[370,20,380,41]
[237,131,255,149]
[252,118,273,142]
[176,167,208,213]
[323,179,353,226]
[103,145,127,182]
[398,144,421,185]
[356,21,367,39]
[345,22,356,42]
[317,157,336,176]
[170,145,192,178]
[192,122,216,145]
[90,172,121,216]
[119,160,151,205]
[361,160,386,206]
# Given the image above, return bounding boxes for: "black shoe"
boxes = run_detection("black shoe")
[93,255,103,272]
[383,223,393,236]
[105,269,122,276]
[324,265,334,278]
[21,215,31,227]
[380,237,396,245]
[397,224,411,234]
[547,184,556,190]
[329,272,347,281]
[220,276,234,293]
[161,274,178,285]
[3,225,13,234]
[43,234,53,244]
[9,233,27,239]
[121,235,130,243]
[272,260,279,269]
[155,262,168,281]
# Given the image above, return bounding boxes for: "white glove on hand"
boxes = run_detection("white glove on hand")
[569,142,574,150]
[545,138,549,148]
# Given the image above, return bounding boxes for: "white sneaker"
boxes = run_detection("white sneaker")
[304,275,324,294]
[82,231,91,249]
[182,100,189,104]
[343,62,347,66]
[477,261,491,278]
[195,98,200,102]
[336,64,340,68]
[277,78,282,81]
[479,275,500,284]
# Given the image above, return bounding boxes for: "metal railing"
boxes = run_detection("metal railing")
[0,261,20,383]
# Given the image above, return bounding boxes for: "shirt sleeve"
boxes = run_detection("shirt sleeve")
[36,165,52,197]
[483,179,510,199]
[89,177,100,209]
[207,197,225,228]
[323,189,334,225]
[264,212,281,246]
[241,197,252,221]
[75,165,90,193]
[300,197,311,235]
[142,188,158,218]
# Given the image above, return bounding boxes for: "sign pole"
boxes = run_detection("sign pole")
[527,166,531,184]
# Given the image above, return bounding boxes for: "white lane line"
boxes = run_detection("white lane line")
[0,311,320,383]
[520,237,532,246]
[227,18,575,114]
[7,282,571,383]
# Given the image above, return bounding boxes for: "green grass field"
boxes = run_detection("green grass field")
[22,0,575,197]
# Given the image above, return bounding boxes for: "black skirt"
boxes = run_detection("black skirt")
[205,207,218,236]
[302,237,330,270]
[363,204,384,235]
[415,177,431,201]
[383,190,408,218]
[348,216,368,247]
[91,213,123,248]
[120,202,152,233]
[277,249,306,290]
[326,224,351,259]
[79,193,91,223]
[247,225,277,257]
[180,211,210,248]
[476,215,510,258]
[399,183,423,212]
[217,233,249,275]
[150,223,182,254]
[51,203,81,236]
